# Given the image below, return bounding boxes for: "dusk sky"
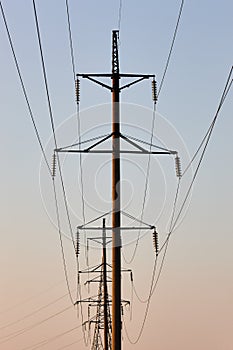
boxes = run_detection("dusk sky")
[0,1,232,349]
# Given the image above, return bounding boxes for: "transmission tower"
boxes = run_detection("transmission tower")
[87,219,112,350]
[76,219,130,350]
[56,30,180,350]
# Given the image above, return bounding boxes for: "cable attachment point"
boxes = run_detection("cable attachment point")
[76,229,80,257]
[152,228,159,256]
[52,152,56,178]
[152,78,158,103]
[75,78,80,103]
[175,154,182,178]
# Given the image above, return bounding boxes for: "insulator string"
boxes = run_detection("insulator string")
[152,229,159,256]
[175,154,182,178]
[152,78,158,103]
[52,152,56,178]
[75,78,80,103]
[76,230,80,257]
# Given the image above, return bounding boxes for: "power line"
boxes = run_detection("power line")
[118,0,123,31]
[20,324,84,350]
[136,67,233,314]
[158,0,185,96]
[32,0,57,146]
[75,264,91,347]
[124,228,172,344]
[0,1,51,176]
[123,0,185,265]
[150,68,233,305]
[1,0,77,306]
[126,62,232,348]
[63,4,89,347]
[123,256,158,344]
[32,0,77,304]
[64,0,86,253]
[0,0,78,330]
[160,65,233,249]
[21,315,96,350]
[0,305,73,345]
[122,101,157,265]
[182,68,233,177]
[65,0,76,81]
[56,339,83,350]
[131,250,167,304]
[52,180,75,305]
[0,291,71,331]
[32,0,75,245]
[126,66,233,344]
[22,340,48,350]
[0,280,64,315]
[148,70,233,314]
[124,179,180,344]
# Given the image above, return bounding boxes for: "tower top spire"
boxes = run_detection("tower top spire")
[112,30,119,75]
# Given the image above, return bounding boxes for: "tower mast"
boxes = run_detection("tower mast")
[111,30,121,350]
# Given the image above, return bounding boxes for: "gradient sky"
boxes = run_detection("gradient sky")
[0,1,233,349]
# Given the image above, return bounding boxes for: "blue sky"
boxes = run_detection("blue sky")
[0,1,232,349]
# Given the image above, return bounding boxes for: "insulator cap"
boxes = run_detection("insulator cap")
[75,78,80,103]
[153,229,159,256]
[152,79,158,103]
[52,153,56,178]
[175,155,182,178]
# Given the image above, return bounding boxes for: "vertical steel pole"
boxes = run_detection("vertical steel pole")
[111,30,121,350]
[102,219,109,350]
